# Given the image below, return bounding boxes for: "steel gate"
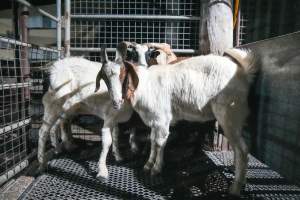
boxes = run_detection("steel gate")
[69,0,201,59]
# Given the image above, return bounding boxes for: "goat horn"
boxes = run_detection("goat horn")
[95,68,103,92]
[101,46,108,63]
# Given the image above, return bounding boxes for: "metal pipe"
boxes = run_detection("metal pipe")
[16,0,58,22]
[64,0,71,57]
[70,47,196,54]
[56,0,62,58]
[0,37,60,52]
[19,6,30,99]
[235,4,241,46]
[71,14,201,21]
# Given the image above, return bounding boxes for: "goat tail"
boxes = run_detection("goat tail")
[224,48,257,82]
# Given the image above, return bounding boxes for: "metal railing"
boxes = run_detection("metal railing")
[0,0,62,186]
[0,36,60,185]
[68,0,201,56]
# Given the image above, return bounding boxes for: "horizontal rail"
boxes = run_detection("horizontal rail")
[0,37,60,53]
[16,0,59,22]
[0,118,31,134]
[0,160,29,186]
[0,82,31,90]
[71,14,201,21]
[70,47,196,54]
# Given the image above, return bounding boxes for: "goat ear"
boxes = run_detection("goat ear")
[151,50,160,58]
[123,61,139,99]
[101,46,108,63]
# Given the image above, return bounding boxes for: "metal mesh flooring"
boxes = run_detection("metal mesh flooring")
[19,144,300,200]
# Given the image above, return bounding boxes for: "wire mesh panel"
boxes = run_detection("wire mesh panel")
[0,36,60,185]
[0,37,31,185]
[29,47,60,145]
[71,0,200,16]
[71,19,199,51]
[239,0,300,44]
[70,0,201,55]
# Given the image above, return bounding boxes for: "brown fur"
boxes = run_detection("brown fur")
[119,62,139,101]
[169,56,190,64]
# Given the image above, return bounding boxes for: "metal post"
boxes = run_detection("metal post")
[19,5,30,154]
[57,0,62,58]
[235,4,241,46]
[64,0,71,57]
[20,6,30,99]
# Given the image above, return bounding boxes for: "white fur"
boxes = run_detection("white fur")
[102,48,255,195]
[38,57,133,180]
[38,43,175,179]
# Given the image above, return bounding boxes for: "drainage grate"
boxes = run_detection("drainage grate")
[19,146,300,200]
[20,154,171,200]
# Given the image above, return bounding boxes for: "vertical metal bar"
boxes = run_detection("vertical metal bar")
[64,0,71,57]
[57,0,62,58]
[20,6,30,99]
[235,4,241,46]
[19,5,30,155]
[13,1,20,40]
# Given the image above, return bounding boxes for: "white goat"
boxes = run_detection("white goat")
[38,57,133,180]
[95,48,255,195]
[38,42,176,180]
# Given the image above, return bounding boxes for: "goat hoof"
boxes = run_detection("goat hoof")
[150,167,161,176]
[143,162,153,172]
[38,164,47,174]
[96,168,109,181]
[64,142,78,152]
[96,174,109,182]
[54,144,63,155]
[130,146,139,154]
[229,183,241,196]
[114,155,124,163]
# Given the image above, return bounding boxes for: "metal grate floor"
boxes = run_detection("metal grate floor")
[19,144,300,200]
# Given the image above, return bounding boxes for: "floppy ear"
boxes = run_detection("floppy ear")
[150,50,160,58]
[123,61,139,100]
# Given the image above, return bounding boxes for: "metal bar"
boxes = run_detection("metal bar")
[0,160,29,185]
[16,0,58,22]
[0,37,60,53]
[13,0,19,40]
[70,47,196,54]
[0,119,31,134]
[0,82,31,90]
[71,14,201,21]
[20,5,30,99]
[56,0,62,58]
[64,0,71,57]
[235,3,241,46]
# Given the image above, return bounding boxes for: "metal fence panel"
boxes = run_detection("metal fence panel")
[71,0,200,16]
[70,0,201,55]
[0,36,59,185]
